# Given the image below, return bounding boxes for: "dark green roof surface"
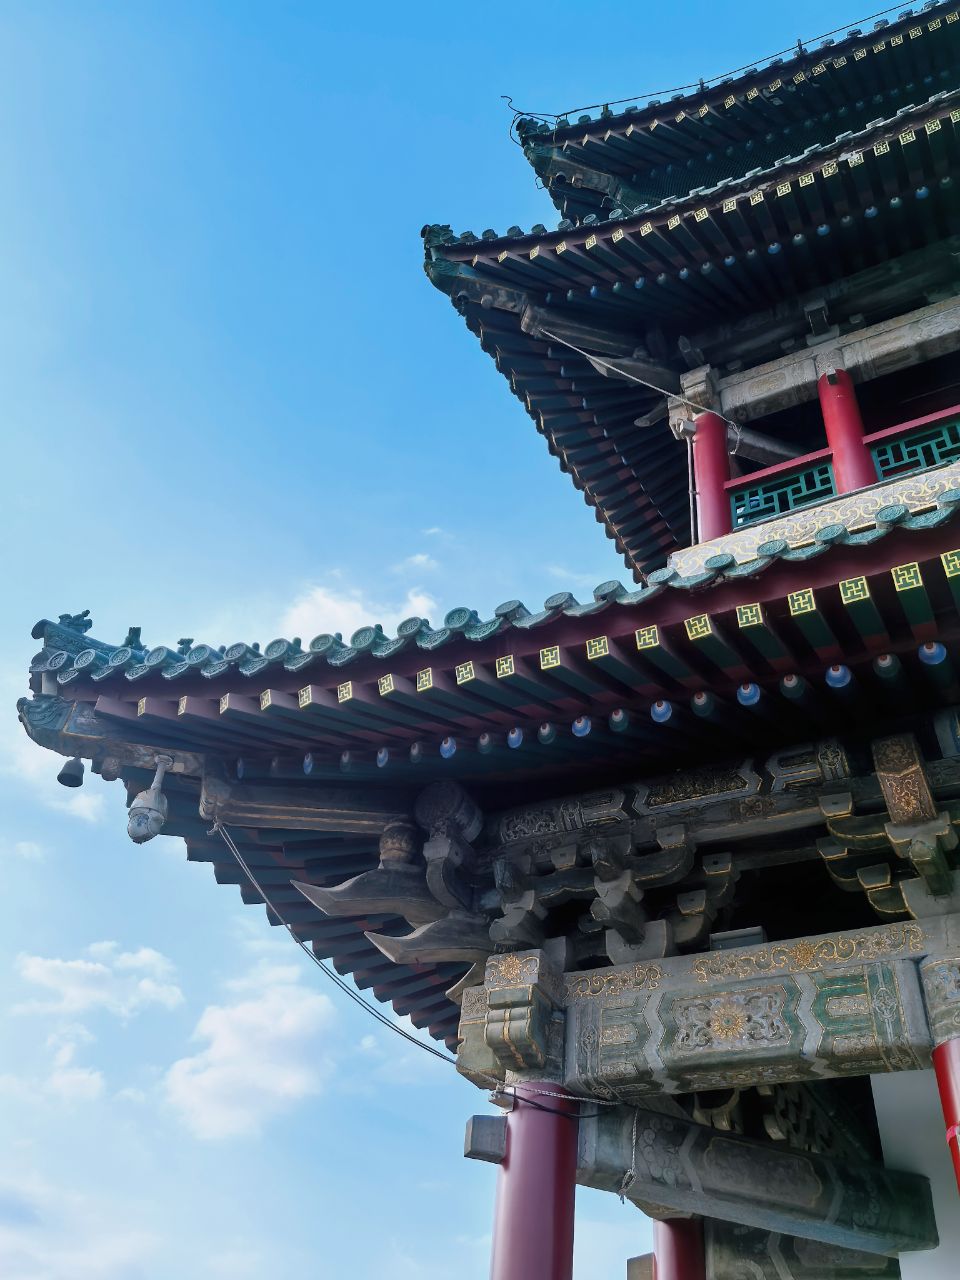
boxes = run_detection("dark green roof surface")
[515,0,960,220]
[425,87,960,573]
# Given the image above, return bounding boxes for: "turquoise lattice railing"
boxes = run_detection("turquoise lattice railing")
[871,418,960,480]
[730,461,836,529]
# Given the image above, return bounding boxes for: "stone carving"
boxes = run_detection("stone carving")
[483,950,565,1073]
[566,962,663,999]
[669,458,960,575]
[693,926,924,983]
[673,989,790,1053]
[575,1105,937,1255]
[564,949,930,1098]
[705,1222,900,1278]
[920,953,960,1046]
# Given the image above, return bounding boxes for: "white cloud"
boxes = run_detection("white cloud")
[422,526,445,536]
[280,582,438,644]
[163,960,336,1139]
[0,666,108,824]
[545,563,610,591]
[0,839,45,860]
[14,942,183,1017]
[391,552,439,574]
[0,1174,158,1279]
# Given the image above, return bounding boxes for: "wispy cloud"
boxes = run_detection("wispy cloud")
[391,552,439,574]
[14,942,183,1017]
[545,563,611,591]
[280,582,438,643]
[0,667,107,824]
[163,959,336,1139]
[0,839,45,860]
[0,1174,159,1279]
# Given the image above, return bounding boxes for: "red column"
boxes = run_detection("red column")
[653,1219,706,1280]
[933,1039,960,1194]
[817,369,876,494]
[489,1083,578,1280]
[692,411,732,542]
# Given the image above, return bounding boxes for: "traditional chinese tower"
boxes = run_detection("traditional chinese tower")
[18,7,960,1280]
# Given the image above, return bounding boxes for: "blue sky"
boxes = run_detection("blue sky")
[0,2,866,1276]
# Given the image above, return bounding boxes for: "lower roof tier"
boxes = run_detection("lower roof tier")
[18,483,960,1041]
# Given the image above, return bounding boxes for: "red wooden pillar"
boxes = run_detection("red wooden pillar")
[489,1083,578,1280]
[653,1219,706,1280]
[933,1038,960,1194]
[692,411,732,542]
[817,369,876,494]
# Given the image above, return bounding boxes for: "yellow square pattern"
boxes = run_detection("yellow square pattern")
[854,47,867,59]
[495,654,515,679]
[667,214,681,230]
[788,588,815,616]
[891,563,923,593]
[259,690,272,710]
[684,614,712,641]
[891,32,904,45]
[138,698,147,716]
[635,624,659,651]
[839,576,870,604]
[585,636,609,661]
[822,160,838,177]
[416,668,433,692]
[799,172,814,187]
[736,603,763,629]
[455,661,475,685]
[337,681,353,702]
[749,190,764,205]
[694,207,708,222]
[722,197,738,213]
[900,129,916,146]
[776,181,791,197]
[298,687,310,708]
[942,550,960,578]
[177,697,187,715]
[874,139,890,155]
[219,695,229,713]
[927,119,942,135]
[724,94,735,108]
[848,151,863,166]
[378,674,395,696]
[746,86,759,100]
[540,645,560,670]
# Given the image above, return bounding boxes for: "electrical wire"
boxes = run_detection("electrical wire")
[538,327,740,432]
[210,818,458,1066]
[211,819,626,1112]
[503,3,932,126]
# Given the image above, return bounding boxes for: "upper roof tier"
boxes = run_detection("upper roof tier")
[425,78,960,575]
[518,2,960,221]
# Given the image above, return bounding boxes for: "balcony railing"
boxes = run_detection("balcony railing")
[726,404,960,530]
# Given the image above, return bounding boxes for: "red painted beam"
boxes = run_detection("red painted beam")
[489,1083,578,1280]
[653,1219,705,1280]
[818,369,876,494]
[693,411,732,542]
[933,1038,960,1195]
